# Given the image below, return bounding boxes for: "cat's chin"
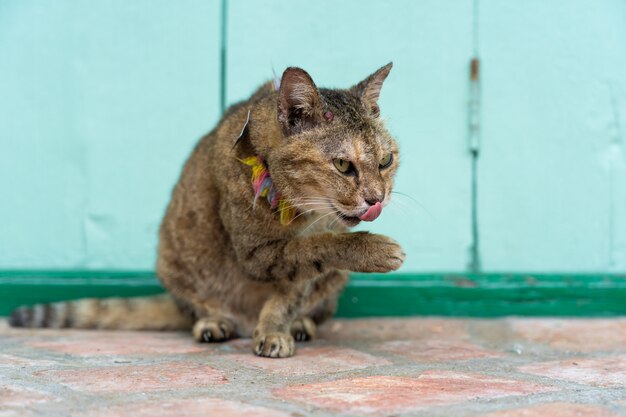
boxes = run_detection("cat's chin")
[338,215,361,227]
[331,206,362,227]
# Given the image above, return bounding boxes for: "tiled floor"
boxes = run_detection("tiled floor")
[1,318,625,417]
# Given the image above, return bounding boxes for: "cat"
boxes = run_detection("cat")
[9,63,404,358]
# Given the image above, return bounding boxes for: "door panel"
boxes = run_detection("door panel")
[227,0,474,271]
[0,0,222,269]
[478,1,626,271]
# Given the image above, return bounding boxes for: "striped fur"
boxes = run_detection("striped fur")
[9,294,193,330]
[10,64,403,359]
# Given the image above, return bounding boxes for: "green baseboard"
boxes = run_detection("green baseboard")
[1,271,625,317]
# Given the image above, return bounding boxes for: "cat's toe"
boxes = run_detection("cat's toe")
[193,318,235,343]
[291,317,316,342]
[253,333,295,358]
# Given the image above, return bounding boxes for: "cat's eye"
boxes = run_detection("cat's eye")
[379,153,393,169]
[333,158,353,174]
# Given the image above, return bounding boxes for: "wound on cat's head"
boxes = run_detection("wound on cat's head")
[268,62,399,227]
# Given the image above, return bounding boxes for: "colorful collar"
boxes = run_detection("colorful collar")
[240,156,296,225]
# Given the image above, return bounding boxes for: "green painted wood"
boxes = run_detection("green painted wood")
[1,271,624,317]
[338,273,626,317]
[478,1,626,271]
[226,0,474,272]
[0,0,222,269]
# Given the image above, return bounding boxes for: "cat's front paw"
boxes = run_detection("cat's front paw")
[253,332,295,358]
[352,233,405,273]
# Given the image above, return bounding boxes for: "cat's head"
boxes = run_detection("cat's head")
[267,63,399,227]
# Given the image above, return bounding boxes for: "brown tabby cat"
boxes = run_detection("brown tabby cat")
[9,63,404,358]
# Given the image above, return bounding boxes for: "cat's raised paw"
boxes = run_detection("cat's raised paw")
[192,317,235,343]
[253,333,295,358]
[353,233,405,273]
[291,317,316,342]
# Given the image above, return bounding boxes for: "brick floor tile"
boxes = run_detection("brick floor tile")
[79,398,291,417]
[2,325,86,339]
[0,410,29,417]
[35,362,228,393]
[519,355,626,387]
[3,318,626,417]
[275,371,556,415]
[319,318,470,342]
[375,339,502,362]
[0,386,56,408]
[0,353,57,367]
[511,319,626,352]
[27,332,203,356]
[230,346,391,375]
[216,338,255,352]
[480,402,621,417]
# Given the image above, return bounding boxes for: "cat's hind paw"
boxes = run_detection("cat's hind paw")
[291,317,316,342]
[193,317,235,343]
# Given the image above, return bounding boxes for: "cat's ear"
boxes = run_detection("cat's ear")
[277,67,324,136]
[351,62,393,117]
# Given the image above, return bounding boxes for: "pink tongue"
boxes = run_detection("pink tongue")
[359,202,383,222]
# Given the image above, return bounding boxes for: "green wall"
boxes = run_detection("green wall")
[1,0,625,274]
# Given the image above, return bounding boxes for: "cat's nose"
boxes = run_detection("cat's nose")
[364,193,384,206]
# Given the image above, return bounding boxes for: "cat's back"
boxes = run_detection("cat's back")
[157,82,275,269]
[171,82,267,186]
[156,81,280,313]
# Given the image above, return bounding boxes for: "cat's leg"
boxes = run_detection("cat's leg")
[235,232,404,283]
[192,316,237,343]
[253,284,309,358]
[158,266,239,343]
[292,269,349,342]
[290,316,316,342]
[181,297,239,343]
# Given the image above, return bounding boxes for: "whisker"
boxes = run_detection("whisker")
[386,202,414,224]
[289,201,334,206]
[390,191,433,219]
[289,206,331,223]
[288,202,331,208]
[390,198,427,220]
[328,214,344,230]
[299,211,337,235]
[290,198,336,203]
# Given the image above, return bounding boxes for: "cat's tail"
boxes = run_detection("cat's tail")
[8,294,193,330]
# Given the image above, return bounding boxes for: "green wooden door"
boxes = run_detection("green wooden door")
[0,0,222,269]
[478,1,626,272]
